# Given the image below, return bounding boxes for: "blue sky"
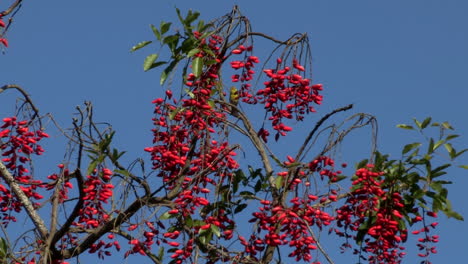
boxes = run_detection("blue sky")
[1,0,467,263]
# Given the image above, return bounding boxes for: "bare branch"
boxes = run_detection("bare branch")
[0,0,22,16]
[295,104,354,161]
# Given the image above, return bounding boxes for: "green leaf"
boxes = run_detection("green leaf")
[157,246,164,260]
[254,179,262,192]
[446,134,460,141]
[445,210,464,220]
[175,8,184,25]
[356,159,369,169]
[185,11,200,25]
[455,148,468,158]
[413,118,422,129]
[160,22,172,35]
[131,40,152,52]
[210,225,221,237]
[442,122,454,130]
[197,20,205,31]
[143,54,159,71]
[427,138,434,154]
[159,211,175,220]
[207,100,215,109]
[274,176,284,189]
[163,34,180,53]
[444,143,456,159]
[239,191,254,197]
[402,142,421,155]
[233,169,245,193]
[169,107,185,120]
[234,203,247,214]
[192,57,203,77]
[459,165,468,169]
[431,164,451,175]
[396,124,414,130]
[0,237,6,258]
[147,61,167,72]
[333,175,347,182]
[160,60,179,85]
[202,47,216,57]
[187,48,200,57]
[433,139,445,151]
[87,159,99,176]
[184,89,195,99]
[181,38,197,53]
[150,24,161,40]
[421,117,432,129]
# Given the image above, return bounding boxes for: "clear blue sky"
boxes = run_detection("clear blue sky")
[1,0,467,263]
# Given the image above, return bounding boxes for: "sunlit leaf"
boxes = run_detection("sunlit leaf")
[396,124,414,130]
[413,118,422,129]
[192,57,203,77]
[446,134,459,141]
[402,142,421,155]
[442,122,454,130]
[444,143,456,159]
[143,54,158,71]
[433,139,445,152]
[131,40,152,52]
[275,176,284,189]
[211,225,221,237]
[187,48,200,57]
[150,24,161,40]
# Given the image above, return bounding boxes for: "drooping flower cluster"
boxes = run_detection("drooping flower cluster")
[73,168,114,229]
[335,164,408,264]
[0,117,48,224]
[244,196,333,263]
[230,52,324,141]
[412,211,439,264]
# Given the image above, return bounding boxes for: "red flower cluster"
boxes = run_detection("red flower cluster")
[145,33,240,263]
[412,211,439,264]
[244,195,333,263]
[0,14,7,47]
[0,117,48,224]
[229,52,324,140]
[145,33,239,188]
[259,58,323,139]
[73,168,114,229]
[45,164,74,203]
[335,165,407,264]
[229,45,259,105]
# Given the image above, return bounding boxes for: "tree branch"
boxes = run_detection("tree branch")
[0,0,22,16]
[0,161,49,239]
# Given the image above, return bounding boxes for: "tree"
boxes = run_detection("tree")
[0,3,466,264]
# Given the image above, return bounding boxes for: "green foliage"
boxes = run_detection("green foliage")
[391,117,466,220]
[131,8,217,85]
[85,131,125,176]
[0,237,7,262]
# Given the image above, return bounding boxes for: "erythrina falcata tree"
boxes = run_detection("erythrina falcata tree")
[0,3,466,264]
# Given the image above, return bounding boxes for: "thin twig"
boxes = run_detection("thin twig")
[295,104,354,162]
